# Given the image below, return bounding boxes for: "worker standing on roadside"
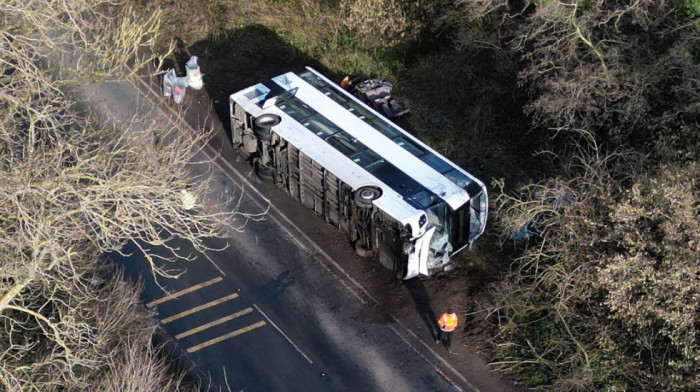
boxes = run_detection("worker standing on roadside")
[436,307,458,353]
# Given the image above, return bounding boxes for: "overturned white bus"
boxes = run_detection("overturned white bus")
[229,67,487,279]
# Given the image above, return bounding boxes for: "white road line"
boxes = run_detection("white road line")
[199,249,227,277]
[389,315,480,392]
[388,323,464,392]
[253,303,313,365]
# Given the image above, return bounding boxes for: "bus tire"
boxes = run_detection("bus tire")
[254,159,275,183]
[354,186,382,208]
[254,114,281,141]
[354,240,373,258]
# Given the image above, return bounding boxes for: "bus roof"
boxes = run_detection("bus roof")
[230,68,479,223]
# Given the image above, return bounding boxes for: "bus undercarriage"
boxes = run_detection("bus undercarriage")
[230,104,443,279]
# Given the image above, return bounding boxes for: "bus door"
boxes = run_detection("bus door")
[449,203,470,253]
[466,182,487,244]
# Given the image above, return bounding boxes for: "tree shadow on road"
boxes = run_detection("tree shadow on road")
[402,277,439,340]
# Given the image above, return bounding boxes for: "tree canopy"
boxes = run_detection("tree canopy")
[1,1,249,390]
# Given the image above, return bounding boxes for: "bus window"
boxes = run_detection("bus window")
[344,100,372,120]
[420,153,452,174]
[427,203,448,229]
[352,149,379,169]
[444,169,470,188]
[408,190,436,209]
[303,114,341,137]
[298,70,325,88]
[327,133,363,156]
[394,135,427,157]
[469,187,487,242]
[321,87,349,104]
[353,150,389,174]
[278,98,314,121]
[466,180,483,198]
[366,117,400,138]
[274,87,298,105]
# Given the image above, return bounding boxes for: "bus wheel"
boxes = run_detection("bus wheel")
[354,186,382,208]
[354,240,373,258]
[254,114,281,141]
[254,159,275,183]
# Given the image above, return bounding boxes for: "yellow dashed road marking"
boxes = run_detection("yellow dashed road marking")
[161,292,238,324]
[175,308,254,339]
[146,277,223,308]
[187,320,267,353]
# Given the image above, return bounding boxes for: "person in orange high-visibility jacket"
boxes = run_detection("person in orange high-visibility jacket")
[436,307,458,353]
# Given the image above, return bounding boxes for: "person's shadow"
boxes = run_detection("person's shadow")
[402,277,438,340]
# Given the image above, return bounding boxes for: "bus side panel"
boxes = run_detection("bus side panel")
[284,143,300,200]
[337,182,354,234]
[324,171,340,226]
[271,135,408,277]
[274,137,348,231]
[299,153,324,215]
[231,102,250,145]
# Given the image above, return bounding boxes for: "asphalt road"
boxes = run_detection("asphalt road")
[86,77,467,391]
[112,204,459,391]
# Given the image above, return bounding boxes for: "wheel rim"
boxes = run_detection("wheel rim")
[255,114,281,128]
[354,186,381,208]
[359,188,378,201]
[258,116,276,126]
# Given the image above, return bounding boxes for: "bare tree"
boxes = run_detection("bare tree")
[456,1,700,390]
[1,1,258,390]
[514,0,699,147]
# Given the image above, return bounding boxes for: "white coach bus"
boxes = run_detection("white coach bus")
[229,67,487,279]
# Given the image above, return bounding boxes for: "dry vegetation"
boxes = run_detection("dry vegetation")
[482,2,699,390]
[1,0,253,390]
[2,0,698,391]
